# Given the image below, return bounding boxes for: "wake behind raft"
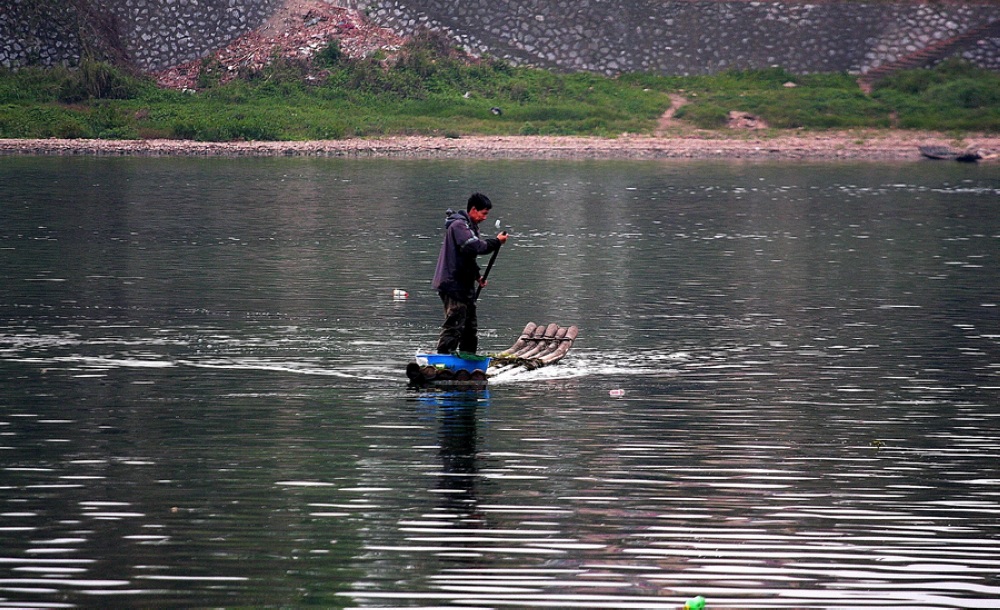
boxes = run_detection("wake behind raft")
[406,322,579,388]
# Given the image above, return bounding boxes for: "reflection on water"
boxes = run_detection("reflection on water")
[1,157,998,608]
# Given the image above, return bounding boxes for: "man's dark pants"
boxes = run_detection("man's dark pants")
[436,292,478,354]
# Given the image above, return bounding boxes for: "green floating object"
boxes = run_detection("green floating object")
[685,596,706,610]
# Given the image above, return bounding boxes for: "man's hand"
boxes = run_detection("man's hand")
[497,231,508,244]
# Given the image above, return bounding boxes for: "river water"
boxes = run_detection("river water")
[1,156,998,609]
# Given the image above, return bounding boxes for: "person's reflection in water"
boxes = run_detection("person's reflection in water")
[423,390,488,524]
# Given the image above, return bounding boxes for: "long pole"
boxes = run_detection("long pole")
[475,243,501,300]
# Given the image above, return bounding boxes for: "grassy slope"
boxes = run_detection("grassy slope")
[1,43,998,141]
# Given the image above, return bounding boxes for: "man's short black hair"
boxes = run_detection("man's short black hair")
[467,192,492,212]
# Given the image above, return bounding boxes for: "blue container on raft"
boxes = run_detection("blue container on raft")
[417,353,491,372]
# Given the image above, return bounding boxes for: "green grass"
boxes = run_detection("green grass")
[650,63,1000,132]
[1,48,997,141]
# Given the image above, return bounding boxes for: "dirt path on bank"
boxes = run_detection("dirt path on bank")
[2,132,998,161]
[655,94,690,135]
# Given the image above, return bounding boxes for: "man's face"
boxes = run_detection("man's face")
[469,207,490,224]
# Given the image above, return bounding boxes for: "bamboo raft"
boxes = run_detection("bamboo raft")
[489,322,579,374]
[406,322,579,388]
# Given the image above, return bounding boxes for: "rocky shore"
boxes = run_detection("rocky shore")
[1,132,998,161]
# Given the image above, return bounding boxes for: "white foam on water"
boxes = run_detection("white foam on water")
[489,350,688,385]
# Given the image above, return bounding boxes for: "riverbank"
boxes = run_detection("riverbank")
[2,132,998,160]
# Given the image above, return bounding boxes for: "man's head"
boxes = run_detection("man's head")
[467,192,492,224]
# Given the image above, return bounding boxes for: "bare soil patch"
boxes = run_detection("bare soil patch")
[153,0,403,90]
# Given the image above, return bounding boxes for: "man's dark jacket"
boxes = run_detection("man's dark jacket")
[432,209,501,302]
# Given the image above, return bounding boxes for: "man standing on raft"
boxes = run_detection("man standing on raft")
[432,192,509,355]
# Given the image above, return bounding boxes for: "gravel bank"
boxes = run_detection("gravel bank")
[2,133,998,161]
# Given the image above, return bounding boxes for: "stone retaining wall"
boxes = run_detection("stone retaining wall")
[1,0,281,71]
[2,0,998,75]
[108,0,282,71]
[1,1,82,69]
[345,0,1000,75]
